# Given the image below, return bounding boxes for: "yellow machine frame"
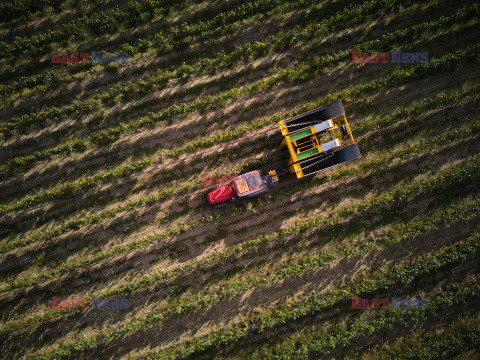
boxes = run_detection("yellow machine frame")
[279,114,356,178]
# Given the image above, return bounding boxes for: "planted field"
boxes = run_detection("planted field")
[0,0,479,359]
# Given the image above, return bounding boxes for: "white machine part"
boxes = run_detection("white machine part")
[313,120,333,133]
[320,139,340,152]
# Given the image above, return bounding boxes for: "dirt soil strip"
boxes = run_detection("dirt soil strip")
[33,226,480,359]
[1,158,478,354]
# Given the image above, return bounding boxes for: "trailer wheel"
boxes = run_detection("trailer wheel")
[334,143,361,164]
[321,100,345,120]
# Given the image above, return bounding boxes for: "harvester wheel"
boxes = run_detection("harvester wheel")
[334,143,361,164]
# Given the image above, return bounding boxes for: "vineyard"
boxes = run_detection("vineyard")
[0,0,479,358]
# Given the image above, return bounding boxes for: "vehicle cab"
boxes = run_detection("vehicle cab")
[206,170,272,205]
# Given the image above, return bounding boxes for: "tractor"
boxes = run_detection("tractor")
[205,100,360,205]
